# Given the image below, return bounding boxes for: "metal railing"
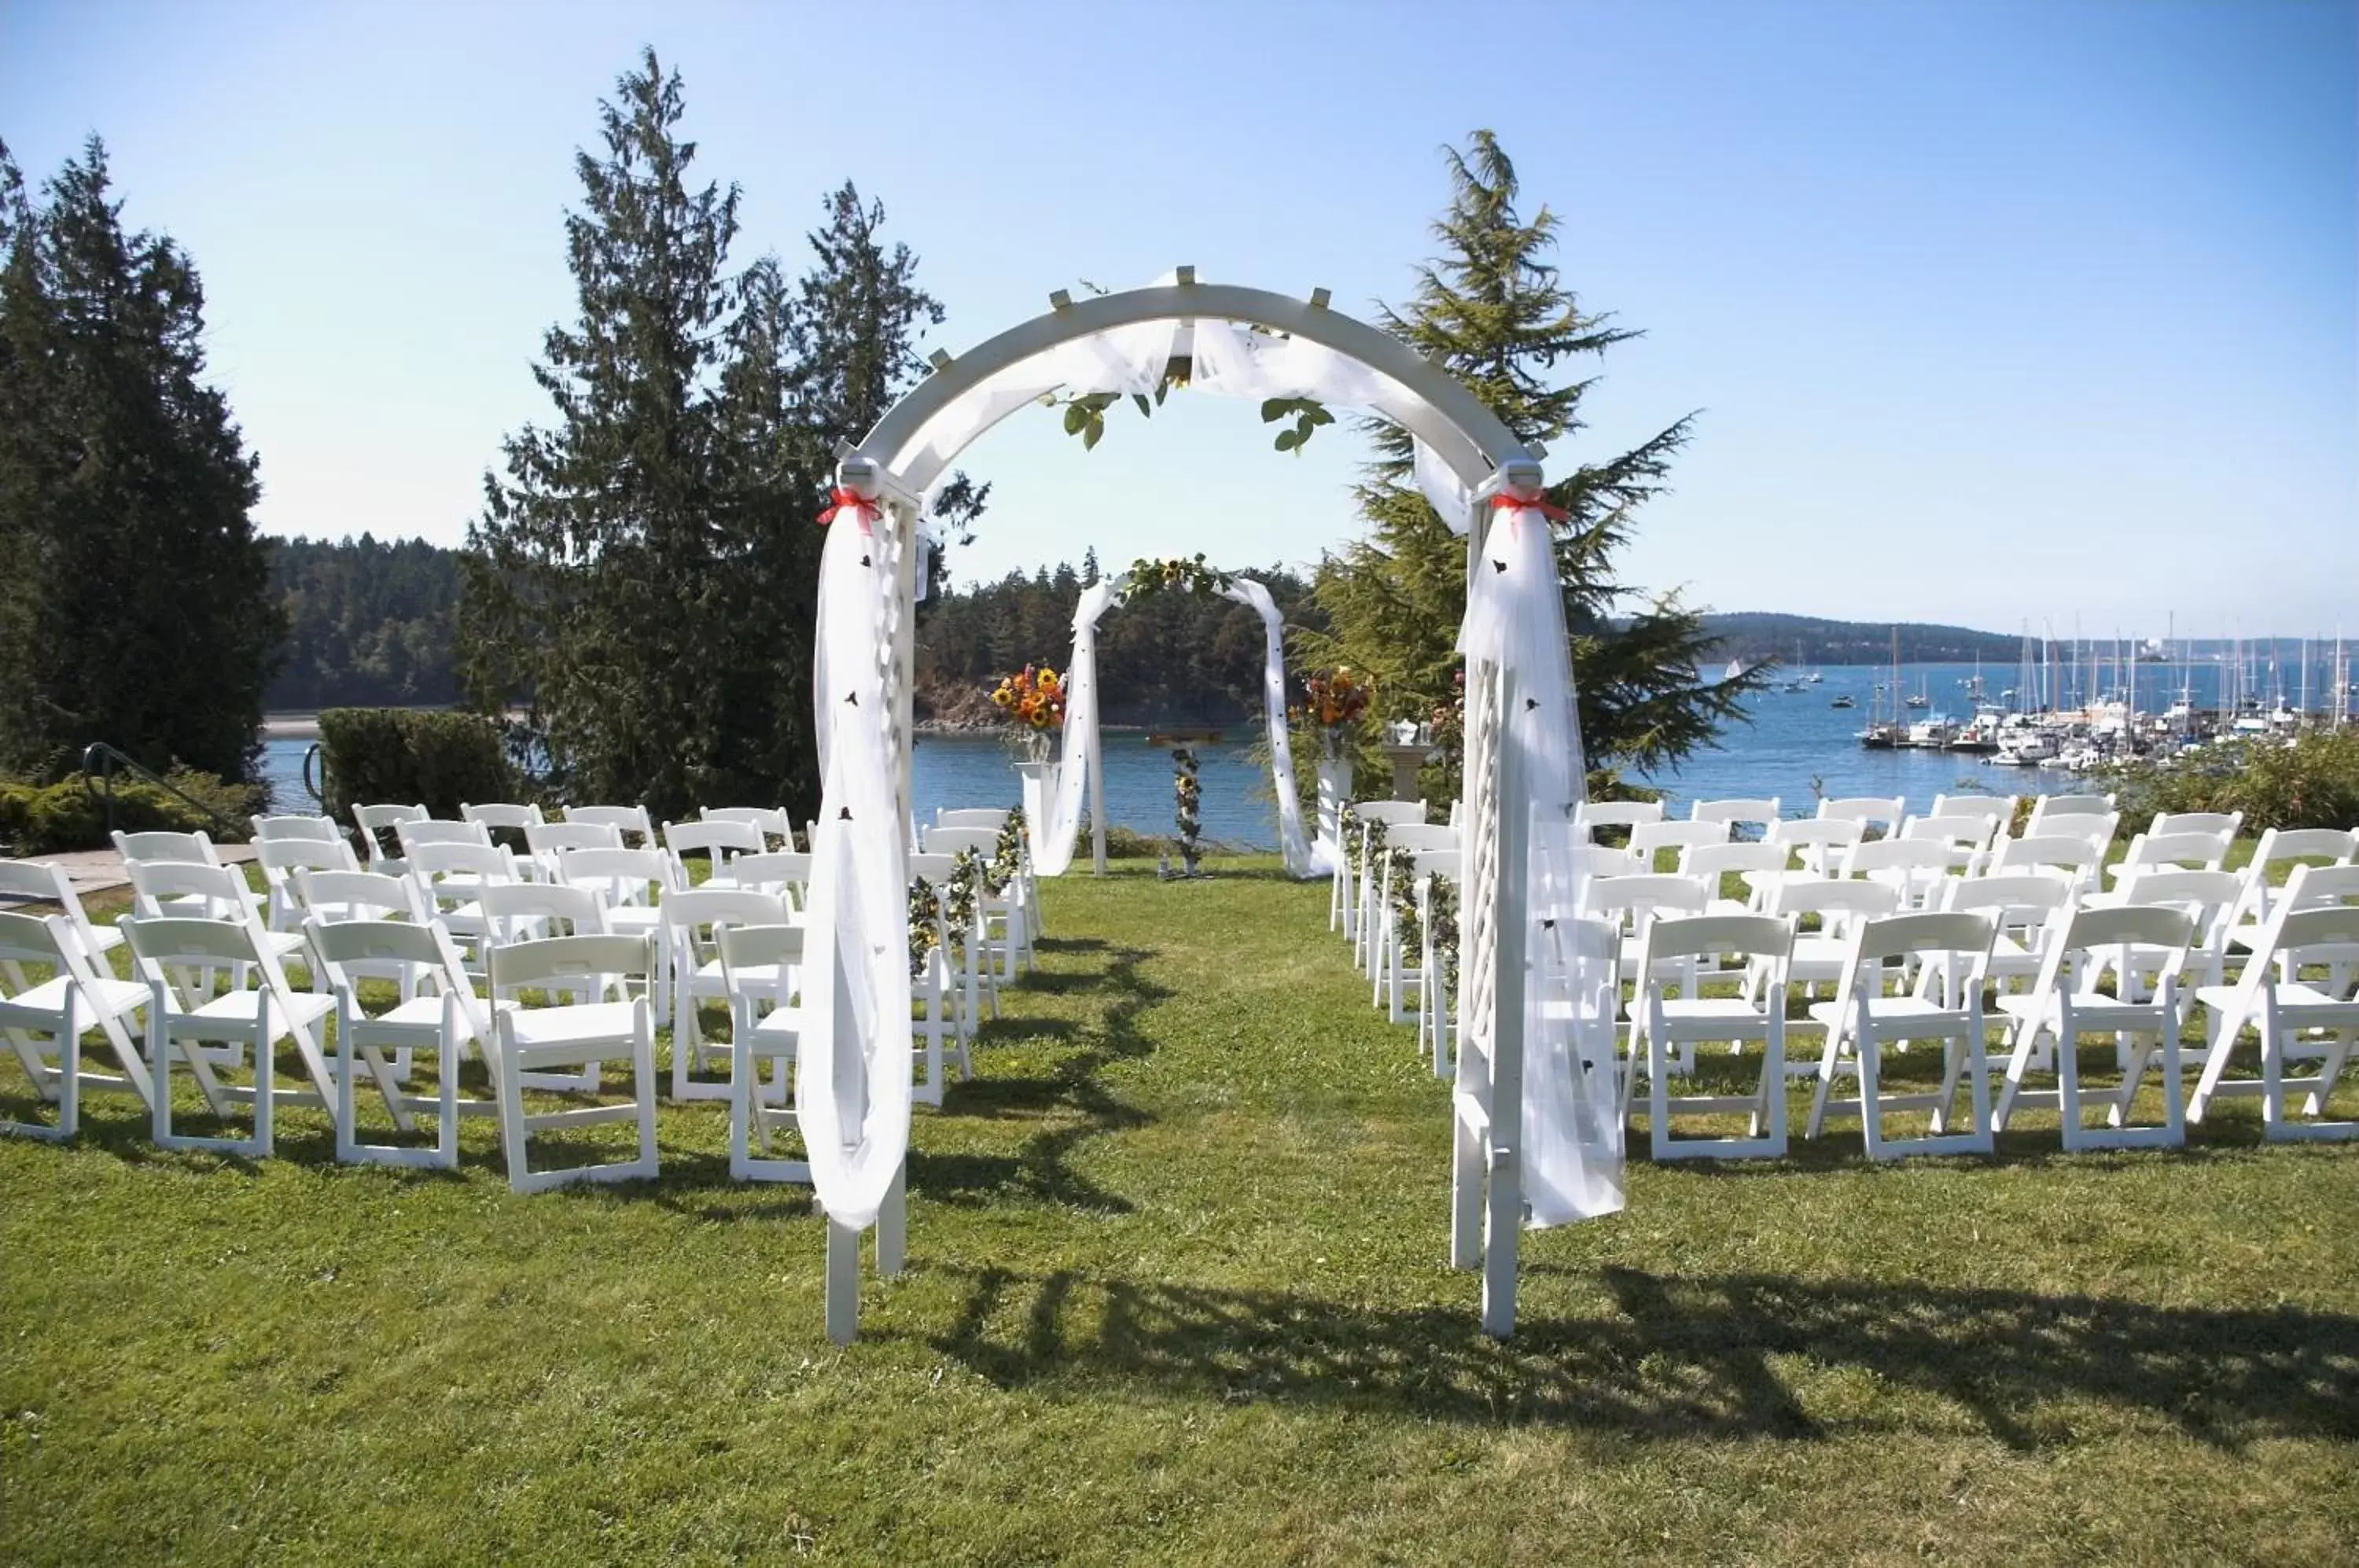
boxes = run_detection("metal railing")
[301,742,326,808]
[79,742,242,839]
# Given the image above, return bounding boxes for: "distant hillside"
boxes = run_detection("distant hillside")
[1700,612,2019,667]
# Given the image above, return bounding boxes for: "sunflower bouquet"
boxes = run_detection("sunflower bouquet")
[989,664,1067,759]
[1298,666,1372,759]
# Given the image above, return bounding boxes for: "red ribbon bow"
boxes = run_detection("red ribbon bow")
[1490,486,1570,523]
[818,486,881,529]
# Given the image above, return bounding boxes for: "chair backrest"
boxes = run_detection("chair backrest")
[2151,810,2243,839]
[2119,829,2233,875]
[2276,904,2359,962]
[1987,834,2103,879]
[1639,911,1794,967]
[258,837,361,878]
[1768,818,1864,852]
[407,841,518,883]
[0,908,73,977]
[1569,845,1643,880]
[933,807,1011,831]
[476,881,610,943]
[0,860,110,956]
[718,922,806,1000]
[525,820,624,859]
[2277,862,2359,914]
[251,814,340,844]
[1354,801,1430,828]
[921,826,1003,859]
[1385,824,1458,857]
[127,859,251,920]
[1937,872,2070,923]
[1900,814,2001,850]
[1849,909,1997,965]
[1932,793,2017,827]
[1572,800,1663,835]
[2022,812,2118,851]
[2028,792,2114,826]
[1766,876,1901,922]
[2250,826,2358,872]
[462,801,546,831]
[663,890,789,973]
[486,933,654,998]
[701,805,795,845]
[395,819,491,855]
[1838,837,1953,878]
[906,852,962,883]
[554,846,676,905]
[292,867,422,924]
[1408,848,1461,884]
[564,804,657,845]
[122,914,263,974]
[1629,819,1731,860]
[112,829,220,867]
[2031,904,2198,1000]
[1817,796,1905,832]
[351,803,427,864]
[730,851,813,900]
[662,819,765,874]
[304,914,476,1024]
[1581,872,1712,929]
[1690,797,1779,827]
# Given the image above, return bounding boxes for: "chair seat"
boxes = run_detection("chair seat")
[362,995,468,1031]
[1807,996,1965,1028]
[1659,997,1776,1025]
[504,1002,638,1049]
[605,908,663,934]
[1,973,135,1025]
[745,1006,804,1048]
[1995,991,2169,1025]
[182,988,336,1028]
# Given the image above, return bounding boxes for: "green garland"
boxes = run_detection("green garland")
[908,876,943,980]
[1172,747,1202,876]
[1120,554,1233,603]
[986,804,1027,896]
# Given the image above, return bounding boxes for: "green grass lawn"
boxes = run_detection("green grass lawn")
[3,856,2357,1564]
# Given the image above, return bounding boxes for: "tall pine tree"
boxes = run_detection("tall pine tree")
[462,55,980,818]
[1308,131,1757,786]
[0,136,276,782]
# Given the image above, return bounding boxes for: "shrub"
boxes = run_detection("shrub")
[2097,729,2359,835]
[0,767,261,855]
[318,709,517,824]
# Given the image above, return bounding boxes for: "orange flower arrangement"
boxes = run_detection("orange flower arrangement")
[989,664,1067,731]
[1304,667,1372,730]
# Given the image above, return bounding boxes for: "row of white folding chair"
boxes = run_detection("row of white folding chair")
[2188,865,2359,1141]
[937,808,1044,946]
[1624,912,1796,1160]
[0,859,126,967]
[1407,848,1459,1074]
[0,907,155,1139]
[906,850,981,1104]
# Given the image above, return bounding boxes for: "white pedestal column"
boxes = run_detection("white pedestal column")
[1016,758,1059,839]
[1316,754,1354,854]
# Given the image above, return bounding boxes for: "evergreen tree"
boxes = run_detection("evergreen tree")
[462,50,753,818]
[0,136,276,782]
[1307,131,1757,786]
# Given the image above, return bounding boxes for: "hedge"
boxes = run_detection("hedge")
[318,709,518,826]
[1,769,262,856]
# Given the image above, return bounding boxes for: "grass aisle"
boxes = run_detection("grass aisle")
[3,856,2357,1564]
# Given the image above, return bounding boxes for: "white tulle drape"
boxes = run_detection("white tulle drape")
[1025,572,1315,878]
[1459,499,1626,1227]
[800,508,914,1230]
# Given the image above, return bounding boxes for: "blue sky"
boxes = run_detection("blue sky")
[3,0,2351,637]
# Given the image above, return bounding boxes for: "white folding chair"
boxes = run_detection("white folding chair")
[719,922,805,1183]
[0,910,153,1139]
[553,846,677,1012]
[1679,840,1789,915]
[1758,877,1901,1070]
[394,818,491,856]
[524,819,624,880]
[127,860,308,978]
[663,888,789,1102]
[1805,911,1998,1158]
[407,841,522,968]
[2096,867,2242,1009]
[1930,793,2019,838]
[1570,845,1644,882]
[2026,793,2115,829]
[1993,903,2196,1150]
[290,867,424,928]
[1930,873,2070,995]
[663,819,765,890]
[2022,811,2118,856]
[1837,837,1954,911]
[351,802,428,876]
[1409,848,1461,1073]
[2151,810,2243,840]
[486,933,660,1191]
[2230,827,2358,940]
[1768,815,1863,877]
[1897,813,2000,877]
[1584,872,1714,1073]
[116,830,266,921]
[122,914,338,1157]
[462,801,546,834]
[1628,818,1730,871]
[2104,829,2234,889]
[564,803,657,848]
[729,850,813,913]
[305,916,489,1169]
[256,835,361,932]
[922,825,1031,981]
[2189,875,2359,1140]
[1625,913,1794,1160]
[251,814,341,845]
[0,859,127,965]
[1986,834,2106,895]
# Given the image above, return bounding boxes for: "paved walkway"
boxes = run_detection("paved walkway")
[6,841,259,899]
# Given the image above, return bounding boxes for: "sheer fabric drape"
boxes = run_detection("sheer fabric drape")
[1459,501,1626,1226]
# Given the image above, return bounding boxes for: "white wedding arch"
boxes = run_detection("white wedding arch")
[1029,561,1315,880]
[804,273,1624,1344]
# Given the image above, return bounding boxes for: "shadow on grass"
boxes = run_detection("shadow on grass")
[924,1262,2359,1449]
[911,939,1169,1215]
